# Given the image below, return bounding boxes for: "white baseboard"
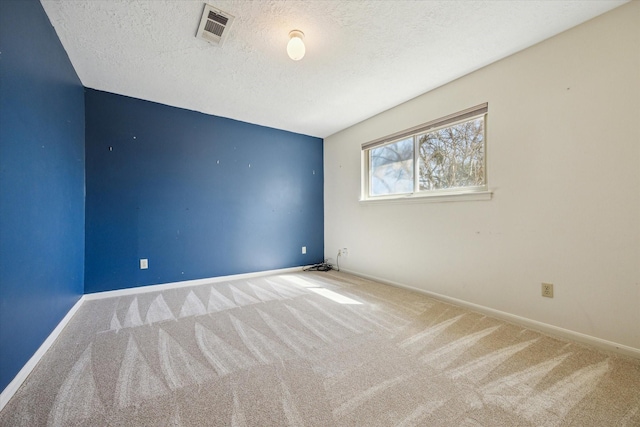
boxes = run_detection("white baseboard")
[83,266,307,301]
[0,295,85,412]
[340,268,640,360]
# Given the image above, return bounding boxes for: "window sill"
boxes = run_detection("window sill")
[359,190,493,205]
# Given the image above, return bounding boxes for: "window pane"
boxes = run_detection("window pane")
[369,137,414,196]
[418,117,484,191]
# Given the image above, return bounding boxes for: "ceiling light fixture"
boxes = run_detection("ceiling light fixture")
[287,30,305,61]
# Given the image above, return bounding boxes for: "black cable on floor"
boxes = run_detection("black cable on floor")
[303,262,333,272]
[303,251,341,272]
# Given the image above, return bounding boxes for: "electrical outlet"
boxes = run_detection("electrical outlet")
[542,283,553,298]
[340,248,348,257]
[140,259,148,269]
[302,246,306,254]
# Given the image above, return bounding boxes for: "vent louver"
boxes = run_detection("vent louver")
[196,4,234,46]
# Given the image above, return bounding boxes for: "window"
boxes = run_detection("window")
[362,103,489,201]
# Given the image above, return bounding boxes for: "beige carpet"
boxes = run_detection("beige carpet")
[1,271,639,426]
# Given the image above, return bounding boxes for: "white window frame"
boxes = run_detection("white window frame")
[361,103,492,203]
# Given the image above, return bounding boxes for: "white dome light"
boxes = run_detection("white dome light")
[287,30,305,61]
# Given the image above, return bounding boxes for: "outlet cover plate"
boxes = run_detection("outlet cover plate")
[542,283,553,298]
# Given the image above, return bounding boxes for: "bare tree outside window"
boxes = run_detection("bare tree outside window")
[418,117,485,191]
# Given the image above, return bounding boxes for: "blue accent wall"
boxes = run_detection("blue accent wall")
[85,90,324,293]
[0,0,85,392]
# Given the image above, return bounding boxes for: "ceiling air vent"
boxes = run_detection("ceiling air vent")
[196,4,234,46]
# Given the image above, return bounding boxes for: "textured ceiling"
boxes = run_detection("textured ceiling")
[40,0,627,138]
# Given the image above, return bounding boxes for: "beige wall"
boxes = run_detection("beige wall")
[324,2,640,351]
